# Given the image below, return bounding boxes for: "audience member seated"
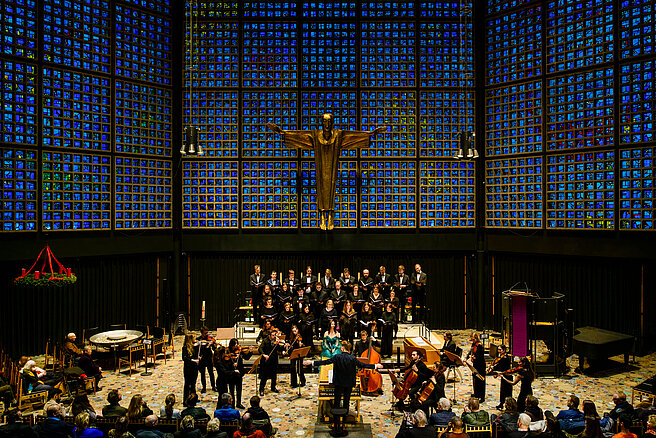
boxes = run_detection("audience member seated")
[462,397,490,426]
[72,412,103,438]
[214,393,240,421]
[21,360,58,400]
[645,415,656,436]
[205,418,228,438]
[582,400,603,438]
[233,413,266,438]
[127,394,154,422]
[0,370,17,409]
[180,393,210,422]
[71,394,97,420]
[556,394,585,433]
[108,416,135,438]
[609,393,635,421]
[246,395,274,436]
[78,346,102,390]
[103,389,128,417]
[174,415,203,438]
[134,415,163,438]
[430,397,456,426]
[612,414,637,438]
[160,393,181,419]
[542,411,562,438]
[438,416,469,438]
[637,400,656,427]
[33,401,75,438]
[396,410,435,438]
[507,413,538,438]
[63,333,84,359]
[0,410,37,438]
[525,396,544,422]
[493,397,520,432]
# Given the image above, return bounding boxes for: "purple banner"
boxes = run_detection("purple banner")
[512,295,528,357]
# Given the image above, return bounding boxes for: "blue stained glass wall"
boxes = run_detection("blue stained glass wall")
[546,68,614,150]
[360,161,416,228]
[0,148,37,231]
[487,0,535,15]
[420,91,475,158]
[546,151,614,230]
[420,2,471,17]
[242,92,298,158]
[301,161,357,228]
[361,2,415,17]
[0,0,37,58]
[187,22,239,89]
[486,81,542,156]
[182,161,239,229]
[621,0,655,59]
[42,68,111,151]
[243,22,298,88]
[122,0,170,15]
[115,157,172,229]
[42,151,112,231]
[191,2,238,18]
[184,91,239,158]
[115,4,172,85]
[244,2,297,17]
[299,91,358,158]
[43,0,111,73]
[546,0,613,72]
[361,91,416,158]
[302,22,356,88]
[303,2,356,17]
[620,146,655,230]
[485,156,543,229]
[115,81,172,157]
[420,22,473,88]
[620,60,655,145]
[486,5,542,85]
[361,22,416,88]
[242,161,298,229]
[420,161,475,228]
[0,60,37,146]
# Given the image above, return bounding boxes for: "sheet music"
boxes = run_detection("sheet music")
[328,369,333,383]
[411,336,429,347]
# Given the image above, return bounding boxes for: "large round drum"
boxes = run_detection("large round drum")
[90,330,143,347]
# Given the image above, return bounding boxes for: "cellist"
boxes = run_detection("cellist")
[390,350,433,409]
[410,362,446,417]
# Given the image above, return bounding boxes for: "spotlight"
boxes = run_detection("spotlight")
[180,126,203,156]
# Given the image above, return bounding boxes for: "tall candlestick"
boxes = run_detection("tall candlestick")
[201,301,206,319]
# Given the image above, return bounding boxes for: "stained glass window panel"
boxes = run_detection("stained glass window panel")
[420,161,475,228]
[184,91,239,158]
[361,91,416,158]
[243,22,297,88]
[621,0,655,58]
[183,161,239,229]
[301,161,357,228]
[122,0,170,15]
[242,91,298,158]
[546,151,614,229]
[361,22,415,88]
[42,151,112,231]
[420,91,474,158]
[244,2,297,17]
[360,161,416,228]
[361,2,416,17]
[302,2,356,17]
[420,2,471,17]
[0,0,37,58]
[300,91,358,158]
[191,1,238,18]
[620,60,655,145]
[0,148,37,232]
[302,22,356,88]
[420,22,473,88]
[42,68,111,151]
[485,156,543,229]
[242,161,298,229]
[620,146,655,230]
[186,22,239,88]
[487,0,536,15]
[115,157,172,229]
[0,60,37,146]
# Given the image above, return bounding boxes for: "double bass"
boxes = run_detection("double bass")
[357,330,382,394]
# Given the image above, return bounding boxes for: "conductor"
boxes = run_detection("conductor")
[304,341,383,411]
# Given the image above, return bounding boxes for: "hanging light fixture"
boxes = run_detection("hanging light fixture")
[455,0,478,160]
[180,0,203,156]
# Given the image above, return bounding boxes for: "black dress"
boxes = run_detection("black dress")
[491,354,512,406]
[319,307,337,335]
[259,306,278,328]
[299,311,316,347]
[469,342,486,401]
[359,310,376,336]
[516,369,533,413]
[278,309,296,339]
[380,310,397,357]
[258,337,279,393]
[339,310,358,345]
[182,345,199,404]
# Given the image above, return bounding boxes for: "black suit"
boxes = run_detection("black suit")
[359,276,374,298]
[339,275,356,292]
[0,423,37,438]
[321,276,335,293]
[410,271,428,322]
[250,273,265,319]
[313,352,376,410]
[284,277,300,294]
[375,272,391,294]
[394,273,411,320]
[32,417,74,438]
[300,275,317,293]
[292,293,309,314]
[258,338,279,393]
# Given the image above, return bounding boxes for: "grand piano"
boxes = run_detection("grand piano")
[572,326,635,371]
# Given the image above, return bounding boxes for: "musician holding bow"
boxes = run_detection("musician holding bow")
[466,332,486,402]
[258,330,280,395]
[286,325,306,388]
[410,362,446,418]
[391,350,434,410]
[488,344,512,410]
[197,326,217,393]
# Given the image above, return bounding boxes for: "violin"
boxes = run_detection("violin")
[486,352,506,374]
[491,365,522,377]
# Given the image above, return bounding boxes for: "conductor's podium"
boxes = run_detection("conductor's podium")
[317,361,362,423]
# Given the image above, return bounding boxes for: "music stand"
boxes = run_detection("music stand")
[443,350,465,405]
[385,370,402,418]
[288,346,311,401]
[247,355,262,395]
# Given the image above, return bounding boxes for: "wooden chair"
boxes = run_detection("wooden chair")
[118,344,145,376]
[44,340,56,371]
[17,376,48,413]
[219,419,239,435]
[466,423,493,438]
[109,323,127,331]
[149,326,167,364]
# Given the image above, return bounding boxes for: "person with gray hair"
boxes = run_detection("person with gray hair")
[174,415,202,438]
[506,413,536,438]
[205,418,228,438]
[33,401,75,437]
[135,415,162,438]
[213,393,240,421]
[430,397,456,426]
[395,409,435,438]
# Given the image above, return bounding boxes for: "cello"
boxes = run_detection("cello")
[357,328,383,394]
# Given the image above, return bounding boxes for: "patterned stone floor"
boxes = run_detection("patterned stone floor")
[58,330,656,438]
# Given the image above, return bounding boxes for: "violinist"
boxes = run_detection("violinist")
[380,302,398,358]
[466,332,486,402]
[213,344,229,395]
[501,357,534,413]
[339,300,358,346]
[354,330,381,357]
[410,362,446,417]
[286,325,306,388]
[197,326,217,393]
[391,350,433,409]
[489,344,512,410]
[278,301,296,339]
[256,320,273,343]
[182,334,200,404]
[258,330,280,395]
[227,338,254,409]
[299,304,316,348]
